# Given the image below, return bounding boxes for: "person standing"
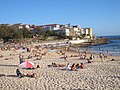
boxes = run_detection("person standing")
[99,53,103,61]
[19,54,24,64]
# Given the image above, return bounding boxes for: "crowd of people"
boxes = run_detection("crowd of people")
[0,42,109,79]
[66,63,84,71]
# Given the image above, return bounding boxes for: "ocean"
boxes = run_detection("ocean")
[81,35,120,56]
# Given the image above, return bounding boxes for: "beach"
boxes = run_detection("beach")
[0,44,120,90]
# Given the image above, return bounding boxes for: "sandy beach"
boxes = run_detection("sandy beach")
[0,45,120,90]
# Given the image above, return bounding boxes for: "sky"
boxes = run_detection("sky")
[0,0,120,36]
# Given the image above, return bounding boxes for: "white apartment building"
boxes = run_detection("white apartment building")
[42,24,93,39]
[43,24,61,30]
[81,28,93,38]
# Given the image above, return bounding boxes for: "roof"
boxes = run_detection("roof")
[44,24,60,27]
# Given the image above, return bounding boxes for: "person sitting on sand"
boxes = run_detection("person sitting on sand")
[87,59,92,63]
[34,53,40,57]
[16,69,24,78]
[71,63,77,71]
[27,47,30,52]
[36,65,40,68]
[52,63,58,67]
[76,63,80,69]
[80,63,84,69]
[89,55,93,60]
[66,63,71,70]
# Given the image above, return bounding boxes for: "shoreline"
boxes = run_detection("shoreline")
[1,38,120,57]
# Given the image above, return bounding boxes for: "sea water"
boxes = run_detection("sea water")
[80,35,120,56]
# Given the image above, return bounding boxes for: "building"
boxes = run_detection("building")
[42,24,71,36]
[55,28,70,36]
[81,28,93,39]
[72,25,81,36]
[43,24,61,30]
[41,24,93,39]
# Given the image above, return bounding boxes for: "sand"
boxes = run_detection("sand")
[0,46,120,90]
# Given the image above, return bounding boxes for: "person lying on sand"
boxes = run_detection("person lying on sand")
[70,55,78,57]
[25,72,40,79]
[5,57,13,60]
[48,63,65,67]
[16,69,40,79]
[27,54,32,59]
[60,55,67,60]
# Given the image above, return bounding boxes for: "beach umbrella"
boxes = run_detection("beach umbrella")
[19,61,35,69]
